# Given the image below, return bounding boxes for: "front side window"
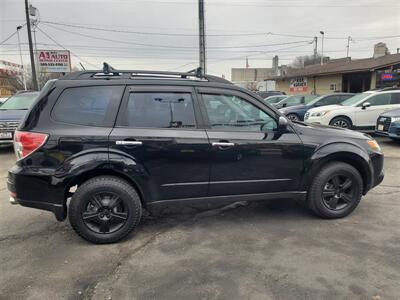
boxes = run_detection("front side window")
[317,95,341,106]
[390,93,400,104]
[364,94,391,106]
[52,86,123,127]
[126,92,196,128]
[202,94,277,131]
[284,95,303,105]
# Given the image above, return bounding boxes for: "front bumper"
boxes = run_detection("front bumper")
[7,165,67,221]
[304,115,329,125]
[368,151,384,192]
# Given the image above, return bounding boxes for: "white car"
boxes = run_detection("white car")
[304,89,400,130]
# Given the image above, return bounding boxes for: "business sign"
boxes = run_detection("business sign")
[37,50,71,73]
[381,73,394,81]
[0,60,23,76]
[290,77,308,92]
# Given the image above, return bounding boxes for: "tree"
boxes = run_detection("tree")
[290,54,329,68]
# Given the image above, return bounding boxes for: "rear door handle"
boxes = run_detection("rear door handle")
[212,142,235,147]
[116,140,143,146]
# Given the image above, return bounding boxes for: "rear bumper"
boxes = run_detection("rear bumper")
[0,139,13,145]
[7,165,67,221]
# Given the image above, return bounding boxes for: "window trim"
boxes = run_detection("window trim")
[196,87,280,132]
[50,85,125,128]
[115,85,203,130]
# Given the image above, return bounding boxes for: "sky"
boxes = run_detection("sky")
[1,0,400,79]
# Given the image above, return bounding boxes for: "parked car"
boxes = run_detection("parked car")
[0,91,39,145]
[375,108,400,141]
[305,89,400,130]
[280,93,355,121]
[274,94,319,109]
[0,97,9,106]
[255,91,285,99]
[8,67,384,243]
[263,95,287,105]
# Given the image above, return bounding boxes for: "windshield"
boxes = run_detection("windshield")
[341,93,371,106]
[0,93,39,110]
[264,96,286,104]
[306,96,324,106]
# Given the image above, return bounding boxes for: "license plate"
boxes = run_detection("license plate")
[378,124,384,131]
[0,132,12,139]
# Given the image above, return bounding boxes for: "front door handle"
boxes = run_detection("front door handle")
[116,140,143,146]
[212,142,235,147]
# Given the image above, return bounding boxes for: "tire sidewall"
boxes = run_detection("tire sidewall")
[287,113,299,121]
[311,164,363,218]
[330,116,352,128]
[69,177,141,243]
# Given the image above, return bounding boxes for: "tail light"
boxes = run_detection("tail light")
[14,131,48,160]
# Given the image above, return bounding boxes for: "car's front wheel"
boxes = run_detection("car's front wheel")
[69,176,142,244]
[287,113,300,121]
[329,116,352,128]
[308,162,363,219]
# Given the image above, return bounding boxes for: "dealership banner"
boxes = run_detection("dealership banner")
[290,77,308,92]
[37,50,71,73]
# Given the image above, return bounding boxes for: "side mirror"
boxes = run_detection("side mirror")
[362,102,371,110]
[278,116,288,132]
[282,103,287,108]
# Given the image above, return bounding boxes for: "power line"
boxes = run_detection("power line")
[36,26,98,69]
[41,21,268,37]
[110,0,400,7]
[41,22,312,49]
[0,31,18,46]
[39,20,400,41]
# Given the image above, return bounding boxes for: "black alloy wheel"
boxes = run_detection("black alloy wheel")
[308,162,363,219]
[69,176,142,244]
[82,192,128,234]
[321,174,354,211]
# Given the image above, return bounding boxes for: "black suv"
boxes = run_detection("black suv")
[8,67,384,243]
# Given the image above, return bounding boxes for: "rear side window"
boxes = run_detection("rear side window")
[52,86,123,127]
[125,92,196,128]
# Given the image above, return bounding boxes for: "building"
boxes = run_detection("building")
[0,60,24,97]
[266,48,400,95]
[231,67,275,91]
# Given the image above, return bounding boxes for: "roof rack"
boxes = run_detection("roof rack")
[379,86,400,91]
[61,62,232,84]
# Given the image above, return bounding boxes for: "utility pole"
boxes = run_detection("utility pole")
[16,25,27,90]
[320,31,325,65]
[198,0,206,76]
[24,0,38,90]
[346,36,352,58]
[313,36,318,65]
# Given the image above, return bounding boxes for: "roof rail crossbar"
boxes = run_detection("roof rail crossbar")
[61,64,232,84]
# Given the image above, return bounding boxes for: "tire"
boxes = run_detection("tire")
[308,162,363,219]
[287,113,300,121]
[69,176,142,244]
[329,116,352,129]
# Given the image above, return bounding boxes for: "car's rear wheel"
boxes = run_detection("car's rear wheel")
[308,162,363,219]
[69,176,142,244]
[287,113,300,121]
[329,116,352,128]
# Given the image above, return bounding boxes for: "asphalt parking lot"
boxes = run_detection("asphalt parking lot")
[0,136,399,300]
